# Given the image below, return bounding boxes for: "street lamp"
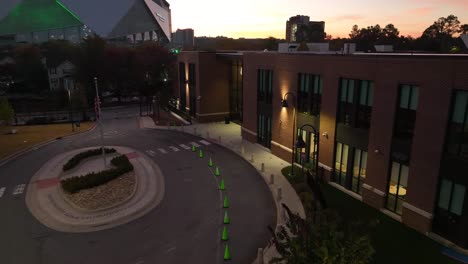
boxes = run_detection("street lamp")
[65,78,74,132]
[295,124,319,183]
[281,92,297,177]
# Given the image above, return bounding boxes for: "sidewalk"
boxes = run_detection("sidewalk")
[140,116,305,263]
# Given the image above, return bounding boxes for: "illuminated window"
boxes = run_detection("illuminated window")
[386,162,409,215]
[334,142,367,194]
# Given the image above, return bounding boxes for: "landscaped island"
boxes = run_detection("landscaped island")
[60,148,136,210]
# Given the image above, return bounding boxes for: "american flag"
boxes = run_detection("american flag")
[94,95,101,120]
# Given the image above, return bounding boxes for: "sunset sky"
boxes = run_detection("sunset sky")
[170,0,468,39]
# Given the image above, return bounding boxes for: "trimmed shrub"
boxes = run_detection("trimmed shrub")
[63,148,116,171]
[61,154,133,193]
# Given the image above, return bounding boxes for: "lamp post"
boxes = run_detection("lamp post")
[65,78,74,132]
[295,124,319,183]
[281,92,297,177]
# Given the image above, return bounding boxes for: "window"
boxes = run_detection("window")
[394,85,419,138]
[352,149,367,194]
[446,90,468,158]
[257,69,273,104]
[257,113,272,148]
[188,63,196,85]
[338,78,374,128]
[334,142,349,187]
[297,73,322,116]
[437,179,466,216]
[386,162,409,215]
[334,143,368,194]
[357,81,374,128]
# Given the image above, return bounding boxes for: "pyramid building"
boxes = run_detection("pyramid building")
[0,0,172,45]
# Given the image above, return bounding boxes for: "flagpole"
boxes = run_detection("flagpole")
[94,77,106,168]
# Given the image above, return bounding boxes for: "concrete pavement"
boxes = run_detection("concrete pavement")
[140,116,305,263]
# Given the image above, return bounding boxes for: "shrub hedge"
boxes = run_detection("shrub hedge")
[61,154,134,193]
[63,148,116,171]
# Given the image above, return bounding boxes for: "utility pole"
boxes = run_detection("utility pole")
[94,77,106,168]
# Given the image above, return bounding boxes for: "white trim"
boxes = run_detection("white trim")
[196,111,230,117]
[362,183,385,196]
[328,182,363,201]
[241,126,257,136]
[169,111,190,125]
[402,202,433,219]
[380,208,402,222]
[271,140,293,153]
[318,162,332,171]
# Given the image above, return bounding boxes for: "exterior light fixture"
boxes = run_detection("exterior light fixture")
[281,99,289,108]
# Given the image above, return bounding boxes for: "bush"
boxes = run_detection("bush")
[61,154,133,193]
[63,148,116,171]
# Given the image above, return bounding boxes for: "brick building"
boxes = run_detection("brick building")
[177,51,468,249]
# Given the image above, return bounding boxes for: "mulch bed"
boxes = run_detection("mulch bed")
[63,172,136,211]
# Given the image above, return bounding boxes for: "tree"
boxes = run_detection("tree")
[460,24,468,34]
[349,25,360,39]
[0,97,14,126]
[13,45,49,93]
[296,24,326,43]
[422,15,461,38]
[75,35,107,104]
[269,204,375,264]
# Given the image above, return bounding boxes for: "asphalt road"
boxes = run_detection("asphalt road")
[0,106,276,264]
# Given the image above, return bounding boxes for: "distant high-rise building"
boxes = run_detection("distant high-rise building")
[172,28,194,49]
[286,15,325,42]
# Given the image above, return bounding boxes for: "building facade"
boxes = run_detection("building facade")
[176,51,243,122]
[0,0,172,45]
[177,50,468,249]
[172,28,194,50]
[285,15,325,43]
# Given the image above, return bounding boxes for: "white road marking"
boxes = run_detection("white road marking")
[179,144,190,150]
[169,146,180,152]
[0,187,5,198]
[190,142,200,147]
[13,184,25,195]
[145,150,155,157]
[199,139,211,145]
[158,148,168,154]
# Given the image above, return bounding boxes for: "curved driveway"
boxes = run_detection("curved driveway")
[0,106,276,264]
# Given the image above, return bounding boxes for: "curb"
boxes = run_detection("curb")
[0,123,98,168]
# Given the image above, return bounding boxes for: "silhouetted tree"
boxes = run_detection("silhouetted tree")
[268,204,375,264]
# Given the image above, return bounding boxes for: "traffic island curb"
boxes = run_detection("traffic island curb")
[25,146,165,233]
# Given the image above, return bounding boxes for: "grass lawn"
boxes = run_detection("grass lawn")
[0,122,95,160]
[281,165,460,264]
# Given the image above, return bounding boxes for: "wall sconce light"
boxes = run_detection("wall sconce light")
[322,132,328,139]
[374,149,381,154]
[184,79,189,84]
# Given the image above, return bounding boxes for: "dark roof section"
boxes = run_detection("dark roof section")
[60,0,135,37]
[0,0,82,36]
